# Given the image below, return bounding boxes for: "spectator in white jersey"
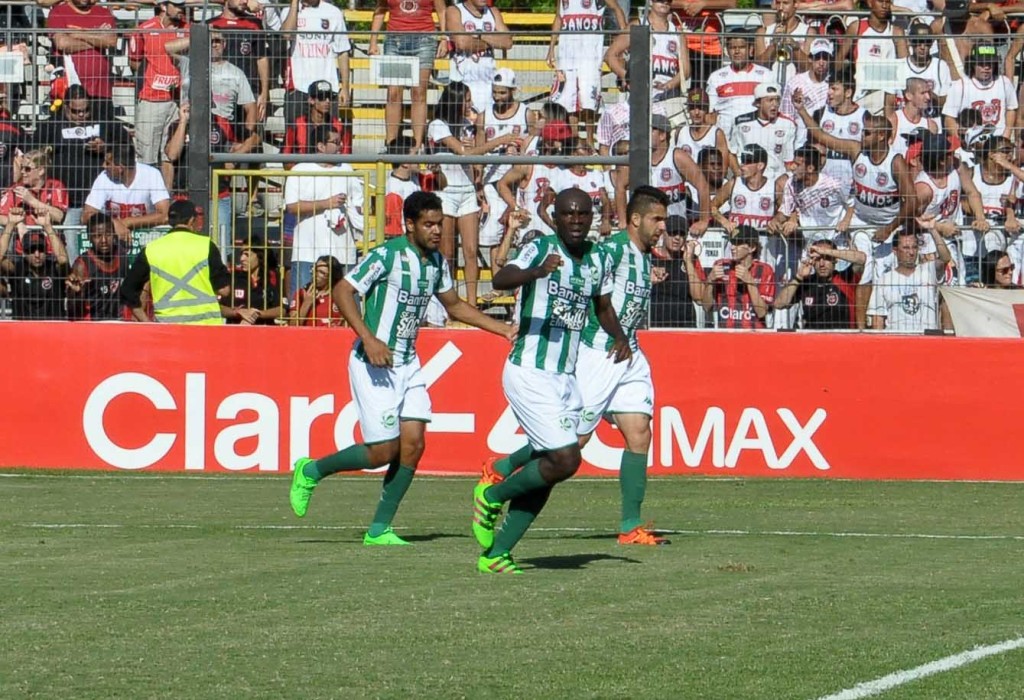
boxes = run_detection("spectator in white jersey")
[835,0,906,113]
[82,143,171,243]
[288,191,516,546]
[675,88,729,169]
[780,37,832,148]
[605,0,690,103]
[730,82,797,183]
[707,32,774,142]
[650,114,712,235]
[280,0,352,126]
[446,0,512,113]
[383,136,425,239]
[942,43,1018,139]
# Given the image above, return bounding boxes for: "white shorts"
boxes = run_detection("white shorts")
[575,345,654,436]
[480,183,508,247]
[502,359,582,451]
[438,185,480,219]
[551,67,602,113]
[348,352,431,444]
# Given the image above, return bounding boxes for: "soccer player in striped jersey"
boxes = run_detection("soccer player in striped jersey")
[482,186,670,546]
[288,192,515,545]
[472,188,631,574]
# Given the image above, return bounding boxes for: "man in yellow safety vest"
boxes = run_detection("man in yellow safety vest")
[121,200,232,323]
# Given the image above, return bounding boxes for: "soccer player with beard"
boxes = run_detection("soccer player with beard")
[288,192,515,545]
[481,186,671,546]
[472,188,629,574]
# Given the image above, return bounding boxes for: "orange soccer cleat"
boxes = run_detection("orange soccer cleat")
[617,525,671,546]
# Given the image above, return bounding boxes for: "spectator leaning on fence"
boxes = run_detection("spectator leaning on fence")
[65,213,131,321]
[697,224,776,330]
[121,199,231,324]
[280,0,352,126]
[649,215,705,328]
[0,211,69,321]
[82,143,171,243]
[869,224,949,332]
[46,0,118,105]
[773,239,857,330]
[370,0,448,150]
[129,0,189,167]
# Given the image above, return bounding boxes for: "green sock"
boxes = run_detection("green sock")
[493,444,534,479]
[367,463,416,537]
[488,485,553,557]
[305,444,375,481]
[619,451,648,533]
[485,459,549,504]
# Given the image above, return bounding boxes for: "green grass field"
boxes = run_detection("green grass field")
[2,471,1023,700]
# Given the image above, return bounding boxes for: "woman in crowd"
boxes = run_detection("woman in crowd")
[294,254,347,327]
[978,250,1023,289]
[222,242,283,325]
[0,147,70,259]
[427,81,519,306]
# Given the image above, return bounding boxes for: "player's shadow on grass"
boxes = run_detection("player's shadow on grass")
[521,553,641,570]
[296,532,468,545]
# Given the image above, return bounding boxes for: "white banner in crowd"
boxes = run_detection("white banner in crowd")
[940,288,1024,338]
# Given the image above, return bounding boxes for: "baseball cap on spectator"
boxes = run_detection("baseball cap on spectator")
[687,88,709,109]
[754,83,781,101]
[22,232,47,253]
[665,215,688,236]
[739,143,768,165]
[809,38,833,57]
[308,81,333,99]
[541,121,573,141]
[651,114,672,132]
[492,68,517,88]
[908,22,932,41]
[970,43,999,64]
[732,225,759,248]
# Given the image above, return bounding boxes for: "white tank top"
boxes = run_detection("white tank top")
[972,168,1016,221]
[817,105,866,191]
[728,176,775,227]
[852,149,901,225]
[916,169,961,220]
[854,19,897,61]
[482,102,529,184]
[518,163,560,238]
[450,4,496,81]
[675,125,721,162]
[556,0,606,64]
[650,149,687,218]
[646,14,683,97]
[891,108,938,154]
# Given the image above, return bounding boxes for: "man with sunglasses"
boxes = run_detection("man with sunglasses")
[283,80,349,158]
[32,85,124,236]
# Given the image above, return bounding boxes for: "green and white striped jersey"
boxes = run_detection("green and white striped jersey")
[508,235,612,374]
[345,237,453,366]
[581,231,650,353]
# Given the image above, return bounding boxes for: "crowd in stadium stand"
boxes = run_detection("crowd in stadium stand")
[1,0,1024,332]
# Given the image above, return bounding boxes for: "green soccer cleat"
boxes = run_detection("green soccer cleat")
[478,552,522,575]
[472,482,502,550]
[363,528,411,546]
[289,457,317,518]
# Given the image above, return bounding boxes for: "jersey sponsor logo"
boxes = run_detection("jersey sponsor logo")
[562,15,603,31]
[855,183,899,208]
[855,163,868,177]
[623,279,650,299]
[719,306,756,321]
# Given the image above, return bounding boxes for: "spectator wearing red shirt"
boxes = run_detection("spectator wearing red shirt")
[369,0,448,150]
[698,225,776,329]
[294,254,346,326]
[129,0,189,165]
[282,80,351,158]
[0,148,70,258]
[66,213,132,321]
[46,0,118,102]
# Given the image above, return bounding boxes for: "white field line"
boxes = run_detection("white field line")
[11,523,1024,541]
[816,636,1024,700]
[3,472,1024,485]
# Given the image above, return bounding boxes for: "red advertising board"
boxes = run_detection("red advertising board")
[1,322,1020,480]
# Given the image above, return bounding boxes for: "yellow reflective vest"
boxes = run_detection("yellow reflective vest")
[146,228,224,325]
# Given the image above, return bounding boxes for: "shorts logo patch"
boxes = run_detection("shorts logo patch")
[581,410,596,423]
[559,415,573,430]
[382,412,398,429]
